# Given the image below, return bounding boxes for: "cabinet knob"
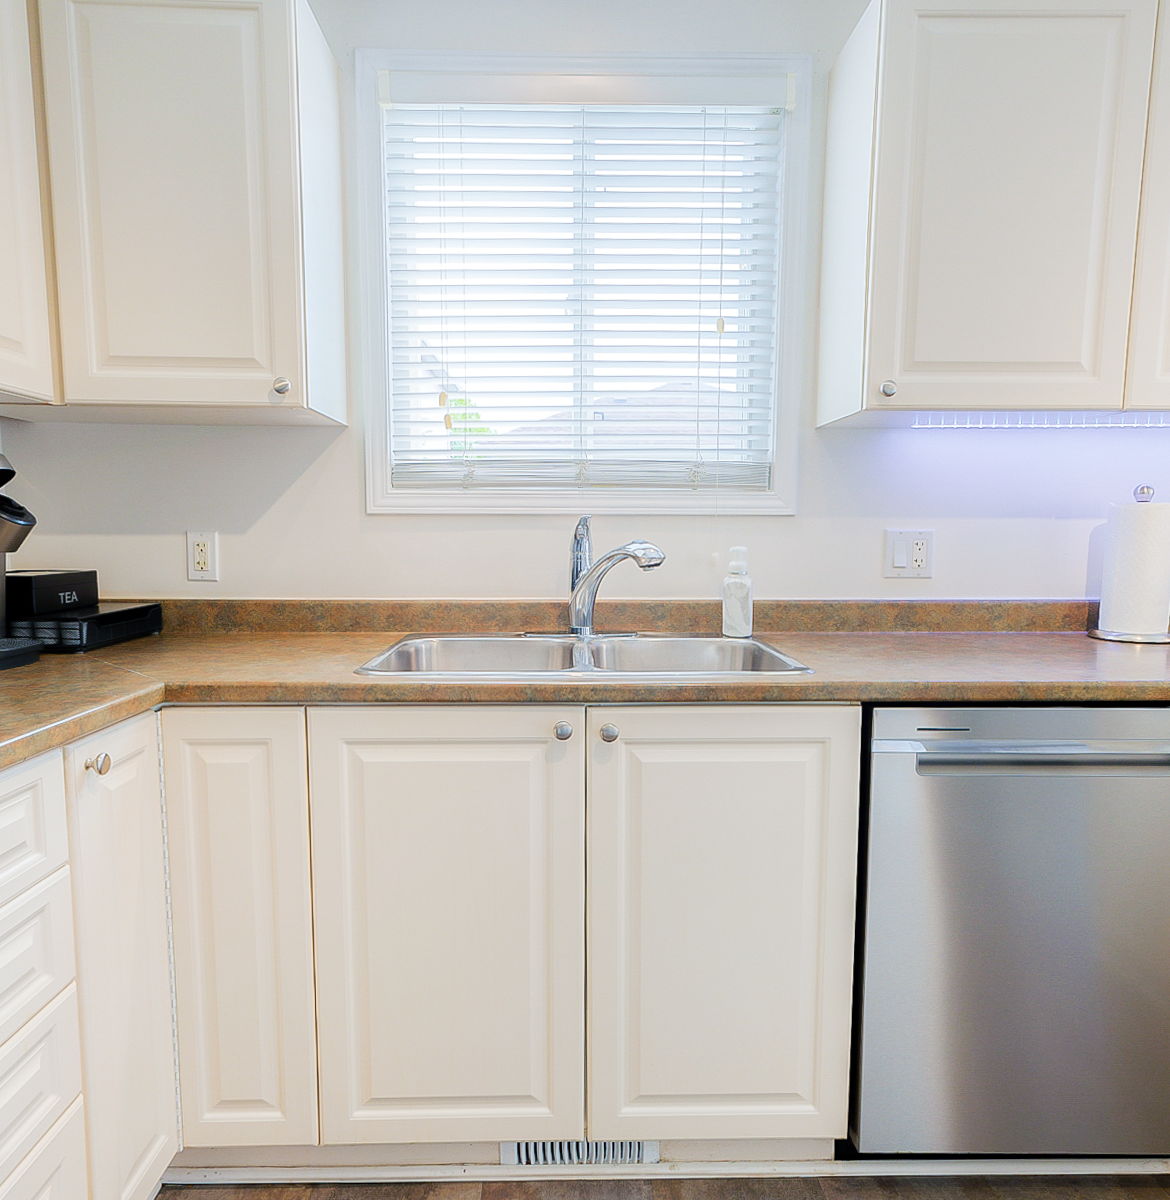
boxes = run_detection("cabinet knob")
[879,380,898,397]
[553,721,574,741]
[84,753,112,776]
[272,377,292,395]
[599,724,620,743]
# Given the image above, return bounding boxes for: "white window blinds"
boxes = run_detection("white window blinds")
[383,103,784,491]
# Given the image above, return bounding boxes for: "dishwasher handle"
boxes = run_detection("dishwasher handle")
[915,749,1170,775]
[872,738,1170,773]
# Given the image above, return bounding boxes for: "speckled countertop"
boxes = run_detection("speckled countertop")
[4,608,1170,772]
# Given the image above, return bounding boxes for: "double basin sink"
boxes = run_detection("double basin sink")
[358,633,811,679]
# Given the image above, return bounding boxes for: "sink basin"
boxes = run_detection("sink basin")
[358,635,581,675]
[356,634,810,677]
[589,635,809,674]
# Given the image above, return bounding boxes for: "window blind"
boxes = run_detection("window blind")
[383,103,784,491]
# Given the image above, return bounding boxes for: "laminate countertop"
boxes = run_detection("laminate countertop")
[3,626,1170,771]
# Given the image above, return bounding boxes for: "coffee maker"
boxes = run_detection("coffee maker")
[0,455,40,669]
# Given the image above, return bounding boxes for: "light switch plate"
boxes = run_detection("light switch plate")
[883,529,933,579]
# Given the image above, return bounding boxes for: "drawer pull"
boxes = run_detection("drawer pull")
[84,753,111,776]
[599,724,620,743]
[553,722,573,741]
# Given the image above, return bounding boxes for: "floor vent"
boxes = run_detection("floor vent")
[501,1141,660,1166]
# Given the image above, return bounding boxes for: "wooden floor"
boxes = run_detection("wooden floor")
[158,1177,1170,1200]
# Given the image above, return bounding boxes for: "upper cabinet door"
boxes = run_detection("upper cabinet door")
[587,705,861,1141]
[870,0,1156,411]
[1127,0,1170,409]
[36,0,343,419]
[819,0,1158,421]
[0,0,55,403]
[309,705,586,1144]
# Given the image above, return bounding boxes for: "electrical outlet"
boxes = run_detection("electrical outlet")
[883,529,934,579]
[186,531,219,582]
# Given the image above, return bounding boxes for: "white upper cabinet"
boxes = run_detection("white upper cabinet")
[32,0,345,424]
[0,0,55,403]
[818,0,1158,422]
[1127,0,1170,409]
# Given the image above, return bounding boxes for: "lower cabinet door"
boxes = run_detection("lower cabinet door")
[309,705,586,1143]
[586,704,861,1140]
[0,1099,88,1200]
[0,987,81,1184]
[65,714,178,1200]
[162,707,318,1146]
[0,751,67,910]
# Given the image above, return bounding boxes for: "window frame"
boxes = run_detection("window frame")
[358,50,811,515]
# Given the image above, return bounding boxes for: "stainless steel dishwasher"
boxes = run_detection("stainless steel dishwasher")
[854,706,1170,1156]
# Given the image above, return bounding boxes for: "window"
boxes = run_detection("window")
[361,56,809,514]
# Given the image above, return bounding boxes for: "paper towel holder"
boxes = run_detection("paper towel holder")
[1090,483,1170,643]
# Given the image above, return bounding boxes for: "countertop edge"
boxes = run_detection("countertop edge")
[0,679,165,771]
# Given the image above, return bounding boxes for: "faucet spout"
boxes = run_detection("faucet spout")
[570,514,592,591]
[568,539,665,637]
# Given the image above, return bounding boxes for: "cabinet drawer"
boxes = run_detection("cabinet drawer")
[0,753,67,910]
[0,1099,86,1200]
[0,872,74,1048]
[0,987,81,1183]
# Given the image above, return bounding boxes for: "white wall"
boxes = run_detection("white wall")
[0,0,1153,601]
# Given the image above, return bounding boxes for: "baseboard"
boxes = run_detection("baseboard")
[163,1157,1170,1185]
[171,1139,834,1171]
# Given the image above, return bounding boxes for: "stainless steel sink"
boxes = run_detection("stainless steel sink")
[588,635,808,674]
[358,635,581,675]
[356,634,810,678]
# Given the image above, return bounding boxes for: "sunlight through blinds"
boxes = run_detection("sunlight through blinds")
[384,103,784,490]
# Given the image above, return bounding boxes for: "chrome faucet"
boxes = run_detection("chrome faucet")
[569,538,666,637]
[570,514,592,591]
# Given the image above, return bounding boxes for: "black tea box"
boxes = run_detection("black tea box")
[6,569,99,617]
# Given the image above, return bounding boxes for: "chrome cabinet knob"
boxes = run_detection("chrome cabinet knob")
[879,380,898,397]
[84,753,111,776]
[599,724,620,743]
[553,721,573,741]
[272,377,292,395]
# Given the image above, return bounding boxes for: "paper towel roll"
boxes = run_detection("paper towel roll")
[1098,500,1170,637]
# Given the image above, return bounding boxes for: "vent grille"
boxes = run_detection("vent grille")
[501,1141,660,1166]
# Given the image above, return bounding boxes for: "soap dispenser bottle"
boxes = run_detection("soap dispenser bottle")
[722,546,752,638]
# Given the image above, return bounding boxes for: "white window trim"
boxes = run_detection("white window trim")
[358,50,811,516]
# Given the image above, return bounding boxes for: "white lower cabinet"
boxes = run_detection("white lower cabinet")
[143,701,861,1157]
[0,752,69,910]
[587,706,861,1139]
[0,750,87,1200]
[302,702,861,1145]
[0,987,81,1184]
[308,705,587,1144]
[162,707,318,1146]
[64,714,178,1200]
[0,1100,88,1200]
[0,872,75,1050]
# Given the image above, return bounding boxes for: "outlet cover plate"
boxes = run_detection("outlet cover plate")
[883,529,934,579]
[186,531,219,582]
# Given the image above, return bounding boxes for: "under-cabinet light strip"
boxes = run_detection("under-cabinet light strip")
[910,412,1170,429]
